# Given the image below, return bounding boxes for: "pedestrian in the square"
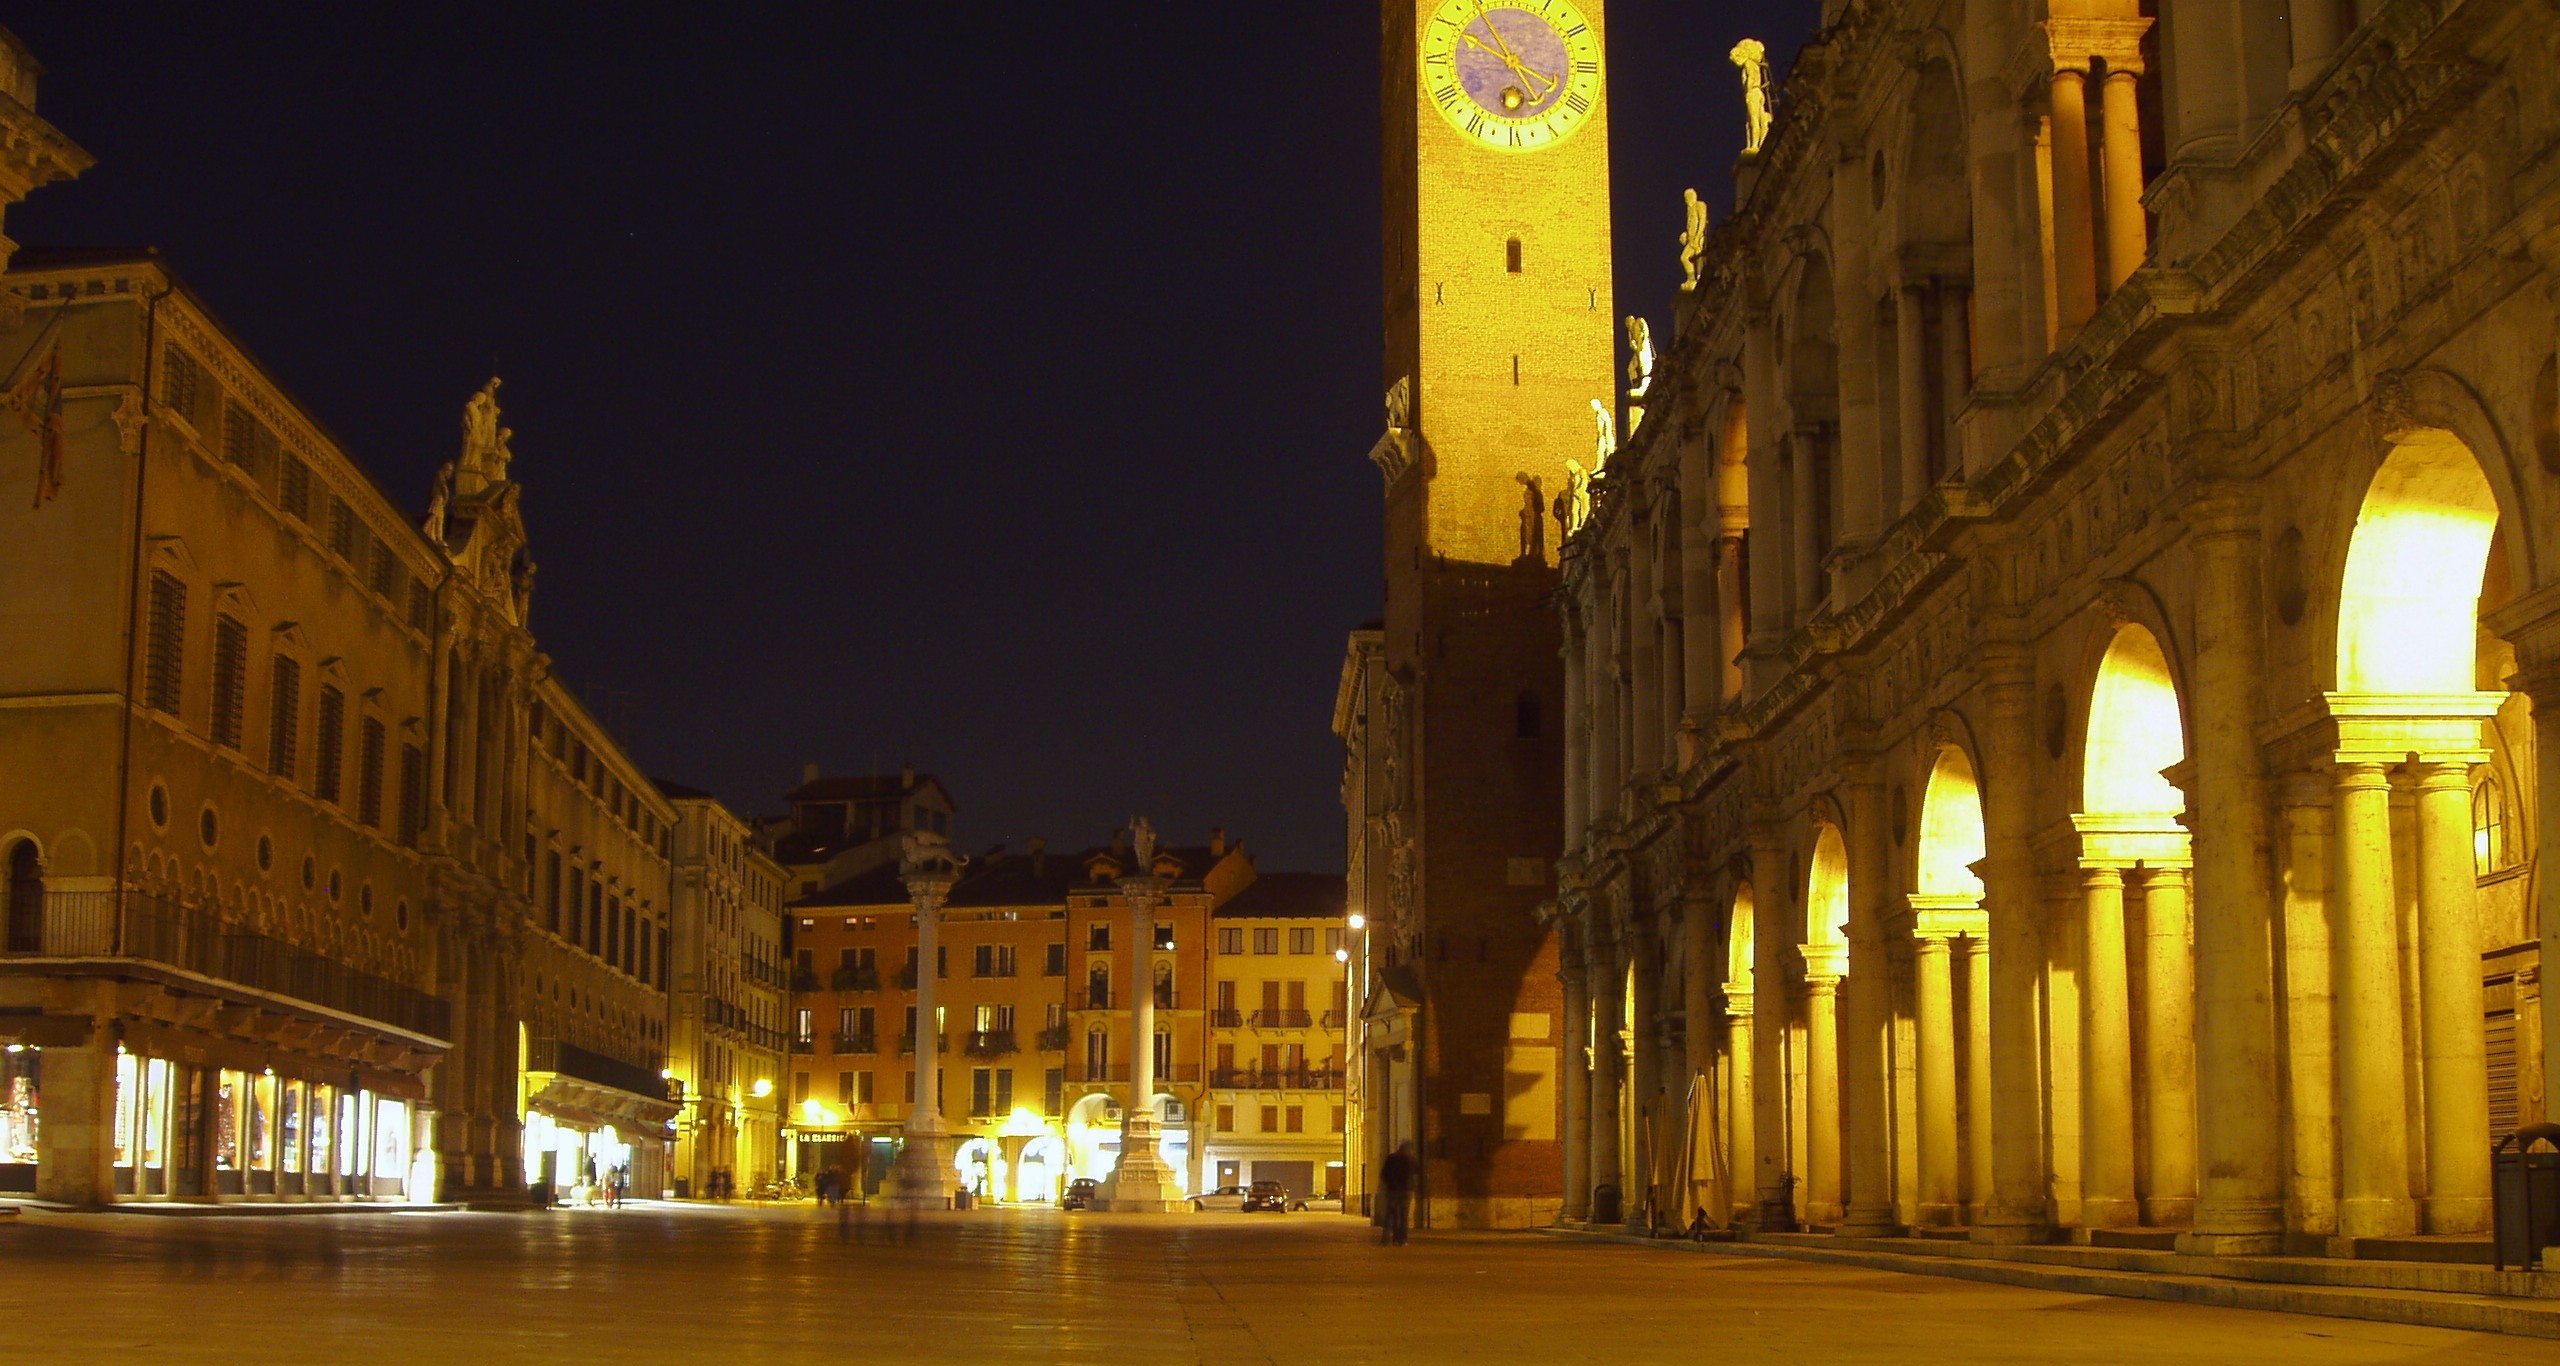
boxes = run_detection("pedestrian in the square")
[1379,1141,1416,1246]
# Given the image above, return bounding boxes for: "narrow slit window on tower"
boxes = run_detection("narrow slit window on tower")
[1512,355,1520,386]
[1505,238,1522,273]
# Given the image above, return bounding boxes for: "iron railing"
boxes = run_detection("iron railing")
[2,891,449,1039]
[526,1036,676,1102]
[1248,1009,1313,1029]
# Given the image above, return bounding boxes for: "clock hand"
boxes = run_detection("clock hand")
[1463,13,1559,105]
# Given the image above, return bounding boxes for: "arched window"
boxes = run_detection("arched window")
[1087,962,1110,1010]
[2474,774,2512,876]
[5,840,42,953]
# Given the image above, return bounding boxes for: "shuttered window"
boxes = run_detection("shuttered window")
[279,453,311,522]
[144,572,186,714]
[327,498,356,560]
[398,743,426,847]
[208,615,247,750]
[266,655,300,777]
[357,716,386,828]
[2488,1008,2520,1142]
[407,581,433,632]
[313,685,345,803]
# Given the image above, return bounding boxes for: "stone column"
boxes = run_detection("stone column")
[2332,759,2414,1244]
[880,859,957,1210]
[2276,774,2339,1238]
[1108,865,1181,1211]
[1560,933,1591,1222]
[1562,615,1588,843]
[1913,928,1961,1226]
[2046,63,2100,333]
[1895,283,1932,513]
[1716,526,1748,704]
[1801,948,1845,1225]
[2289,0,2352,87]
[34,1021,116,1207]
[2079,864,2139,1228]
[1961,935,1994,1221]
[1960,3,2029,386]
[2412,761,2491,1233]
[1748,832,1792,1228]
[2098,64,2148,289]
[2163,0,2240,160]
[2137,863,2197,1227]
[1626,931,1661,1231]
[1725,985,1757,1224]
[1589,925,1625,1210]
[2178,494,2284,1254]
[1683,889,1716,1211]
[1975,644,2050,1242]
[1841,778,1896,1235]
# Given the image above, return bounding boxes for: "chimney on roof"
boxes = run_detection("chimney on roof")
[800,761,819,786]
[1210,827,1227,856]
[1028,836,1047,877]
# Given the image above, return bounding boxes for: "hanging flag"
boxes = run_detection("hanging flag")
[6,342,63,508]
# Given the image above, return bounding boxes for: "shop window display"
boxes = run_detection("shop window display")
[1,1047,37,1183]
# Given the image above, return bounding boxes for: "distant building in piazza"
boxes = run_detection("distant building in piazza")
[1203,870,1350,1204]
[663,784,788,1197]
[0,31,677,1205]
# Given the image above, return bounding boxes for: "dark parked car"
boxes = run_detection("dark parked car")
[1061,1178,1102,1211]
[1242,1180,1291,1212]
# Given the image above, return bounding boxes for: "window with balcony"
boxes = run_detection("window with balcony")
[1087,923,1110,951]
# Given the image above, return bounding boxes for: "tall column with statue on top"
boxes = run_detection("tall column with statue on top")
[877,830,965,1210]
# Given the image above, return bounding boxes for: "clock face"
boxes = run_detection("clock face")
[1421,0,1601,152]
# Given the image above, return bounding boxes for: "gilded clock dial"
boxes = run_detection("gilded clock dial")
[1421,0,1601,152]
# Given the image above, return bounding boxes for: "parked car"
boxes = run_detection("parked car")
[1242,1180,1291,1212]
[1190,1185,1252,1213]
[1060,1178,1102,1211]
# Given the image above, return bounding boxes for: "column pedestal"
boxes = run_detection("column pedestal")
[1104,1113,1183,1212]
[877,1123,955,1211]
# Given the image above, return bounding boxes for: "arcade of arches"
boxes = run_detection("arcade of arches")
[1552,0,2560,1256]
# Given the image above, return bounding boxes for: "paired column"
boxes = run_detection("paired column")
[2413,761,2490,1233]
[2331,759,2413,1242]
[1748,831,1793,1228]
[1725,982,1757,1224]
[2079,864,2139,1228]
[1682,890,1717,1217]
[2138,864,2198,1226]
[1560,936,1591,1222]
[1589,926,1625,1210]
[1912,928,1961,1225]
[2097,61,2149,288]
[1960,936,1995,1222]
[1800,944,1845,1225]
[2044,63,2100,333]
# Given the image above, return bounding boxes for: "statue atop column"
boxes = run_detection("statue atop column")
[1128,816,1157,868]
[1516,472,1547,563]
[1679,188,1710,292]
[1624,317,1654,437]
[1561,459,1592,537]
[1731,39,1772,155]
[458,377,503,493]
[423,461,454,547]
[1590,397,1617,470]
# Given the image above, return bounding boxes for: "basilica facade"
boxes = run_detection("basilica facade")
[1554,0,2560,1258]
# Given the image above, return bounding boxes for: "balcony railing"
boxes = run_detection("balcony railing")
[790,967,821,993]
[1209,1009,1243,1028]
[895,964,919,990]
[1320,1010,1347,1028]
[1,890,450,1039]
[1248,1009,1313,1029]
[1208,1067,1343,1090]
[1083,988,1113,1010]
[790,1037,815,1054]
[832,1033,876,1054]
[831,964,880,993]
[964,1029,1019,1059]
[1035,1024,1071,1052]
[526,1037,677,1102]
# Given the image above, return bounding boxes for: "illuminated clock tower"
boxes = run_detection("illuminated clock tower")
[1366,0,1613,1229]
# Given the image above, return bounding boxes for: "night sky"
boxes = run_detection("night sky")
[10,4,1813,872]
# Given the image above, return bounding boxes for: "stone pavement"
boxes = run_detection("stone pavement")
[0,1202,2548,1363]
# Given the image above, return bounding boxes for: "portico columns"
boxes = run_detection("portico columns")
[1960,934,1994,1220]
[2331,759,2415,1242]
[1560,933,1591,1222]
[2044,63,2100,334]
[1626,930,1662,1231]
[1589,924,1625,1211]
[2179,494,2284,1254]
[1682,888,1716,1214]
[2413,760,2491,1233]
[2137,864,2197,1227]
[1801,944,1845,1225]
[2078,864,2139,1228]
[1724,980,1757,1223]
[2097,63,2148,288]
[1975,643,2050,1242]
[879,856,957,1210]
[1748,829,1793,1228]
[1912,924,1961,1226]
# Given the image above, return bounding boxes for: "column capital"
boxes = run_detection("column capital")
[2041,17,2153,72]
[1800,941,1847,982]
[1724,989,1755,1018]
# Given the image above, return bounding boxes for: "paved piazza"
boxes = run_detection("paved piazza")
[0,1205,2542,1363]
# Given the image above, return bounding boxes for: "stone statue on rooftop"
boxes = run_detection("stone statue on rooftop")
[1516,472,1546,562]
[1561,459,1591,537]
[1625,316,1654,400]
[1732,39,1772,155]
[1679,188,1710,291]
[460,377,502,485]
[1591,397,1617,470]
[423,461,453,547]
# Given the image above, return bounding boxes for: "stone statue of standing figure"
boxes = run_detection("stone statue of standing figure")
[1590,397,1617,471]
[1560,459,1592,537]
[1679,188,1710,291]
[1731,39,1772,155]
[1515,472,1547,563]
[460,377,502,487]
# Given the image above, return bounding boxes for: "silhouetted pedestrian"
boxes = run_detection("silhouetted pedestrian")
[1379,1141,1416,1246]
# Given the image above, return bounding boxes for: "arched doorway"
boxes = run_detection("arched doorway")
[2328,428,2510,1239]
[1909,745,1989,1226]
[4,840,40,953]
[2074,622,2195,1231]
[1799,826,1848,1223]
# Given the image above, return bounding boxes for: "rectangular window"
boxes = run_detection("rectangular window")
[368,542,401,600]
[1260,1104,1279,1133]
[160,345,203,424]
[1289,927,1316,955]
[407,581,433,633]
[605,894,622,964]
[398,744,426,847]
[222,401,257,472]
[838,1071,856,1105]
[266,655,300,777]
[794,1009,813,1043]
[995,1068,1012,1114]
[279,453,311,522]
[1332,1105,1347,1134]
[856,1071,875,1105]
[356,716,386,827]
[1218,927,1243,955]
[905,1070,916,1105]
[588,881,603,950]
[313,686,344,802]
[208,614,247,749]
[1044,1067,1063,1117]
[327,498,356,561]
[971,1068,992,1117]
[1154,923,1174,951]
[838,1006,859,1038]
[791,1072,809,1104]
[636,910,651,980]
[544,852,563,932]
[1044,942,1066,976]
[973,944,993,978]
[937,945,947,979]
[1087,923,1110,952]
[144,572,186,714]
[1254,927,1279,955]
[1216,1105,1235,1133]
[1285,1105,1304,1134]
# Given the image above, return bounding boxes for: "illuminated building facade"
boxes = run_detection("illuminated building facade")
[665,787,788,1197]
[1348,0,1617,1229]
[0,31,677,1204]
[1202,871,1351,1204]
[1555,0,2560,1258]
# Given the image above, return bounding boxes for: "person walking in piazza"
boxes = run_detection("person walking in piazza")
[1378,1142,1417,1246]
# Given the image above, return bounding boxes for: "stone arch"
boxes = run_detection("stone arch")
[1914,745,1987,899]
[4,835,42,952]
[2082,622,2187,821]
[1725,882,1755,993]
[1804,824,1848,956]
